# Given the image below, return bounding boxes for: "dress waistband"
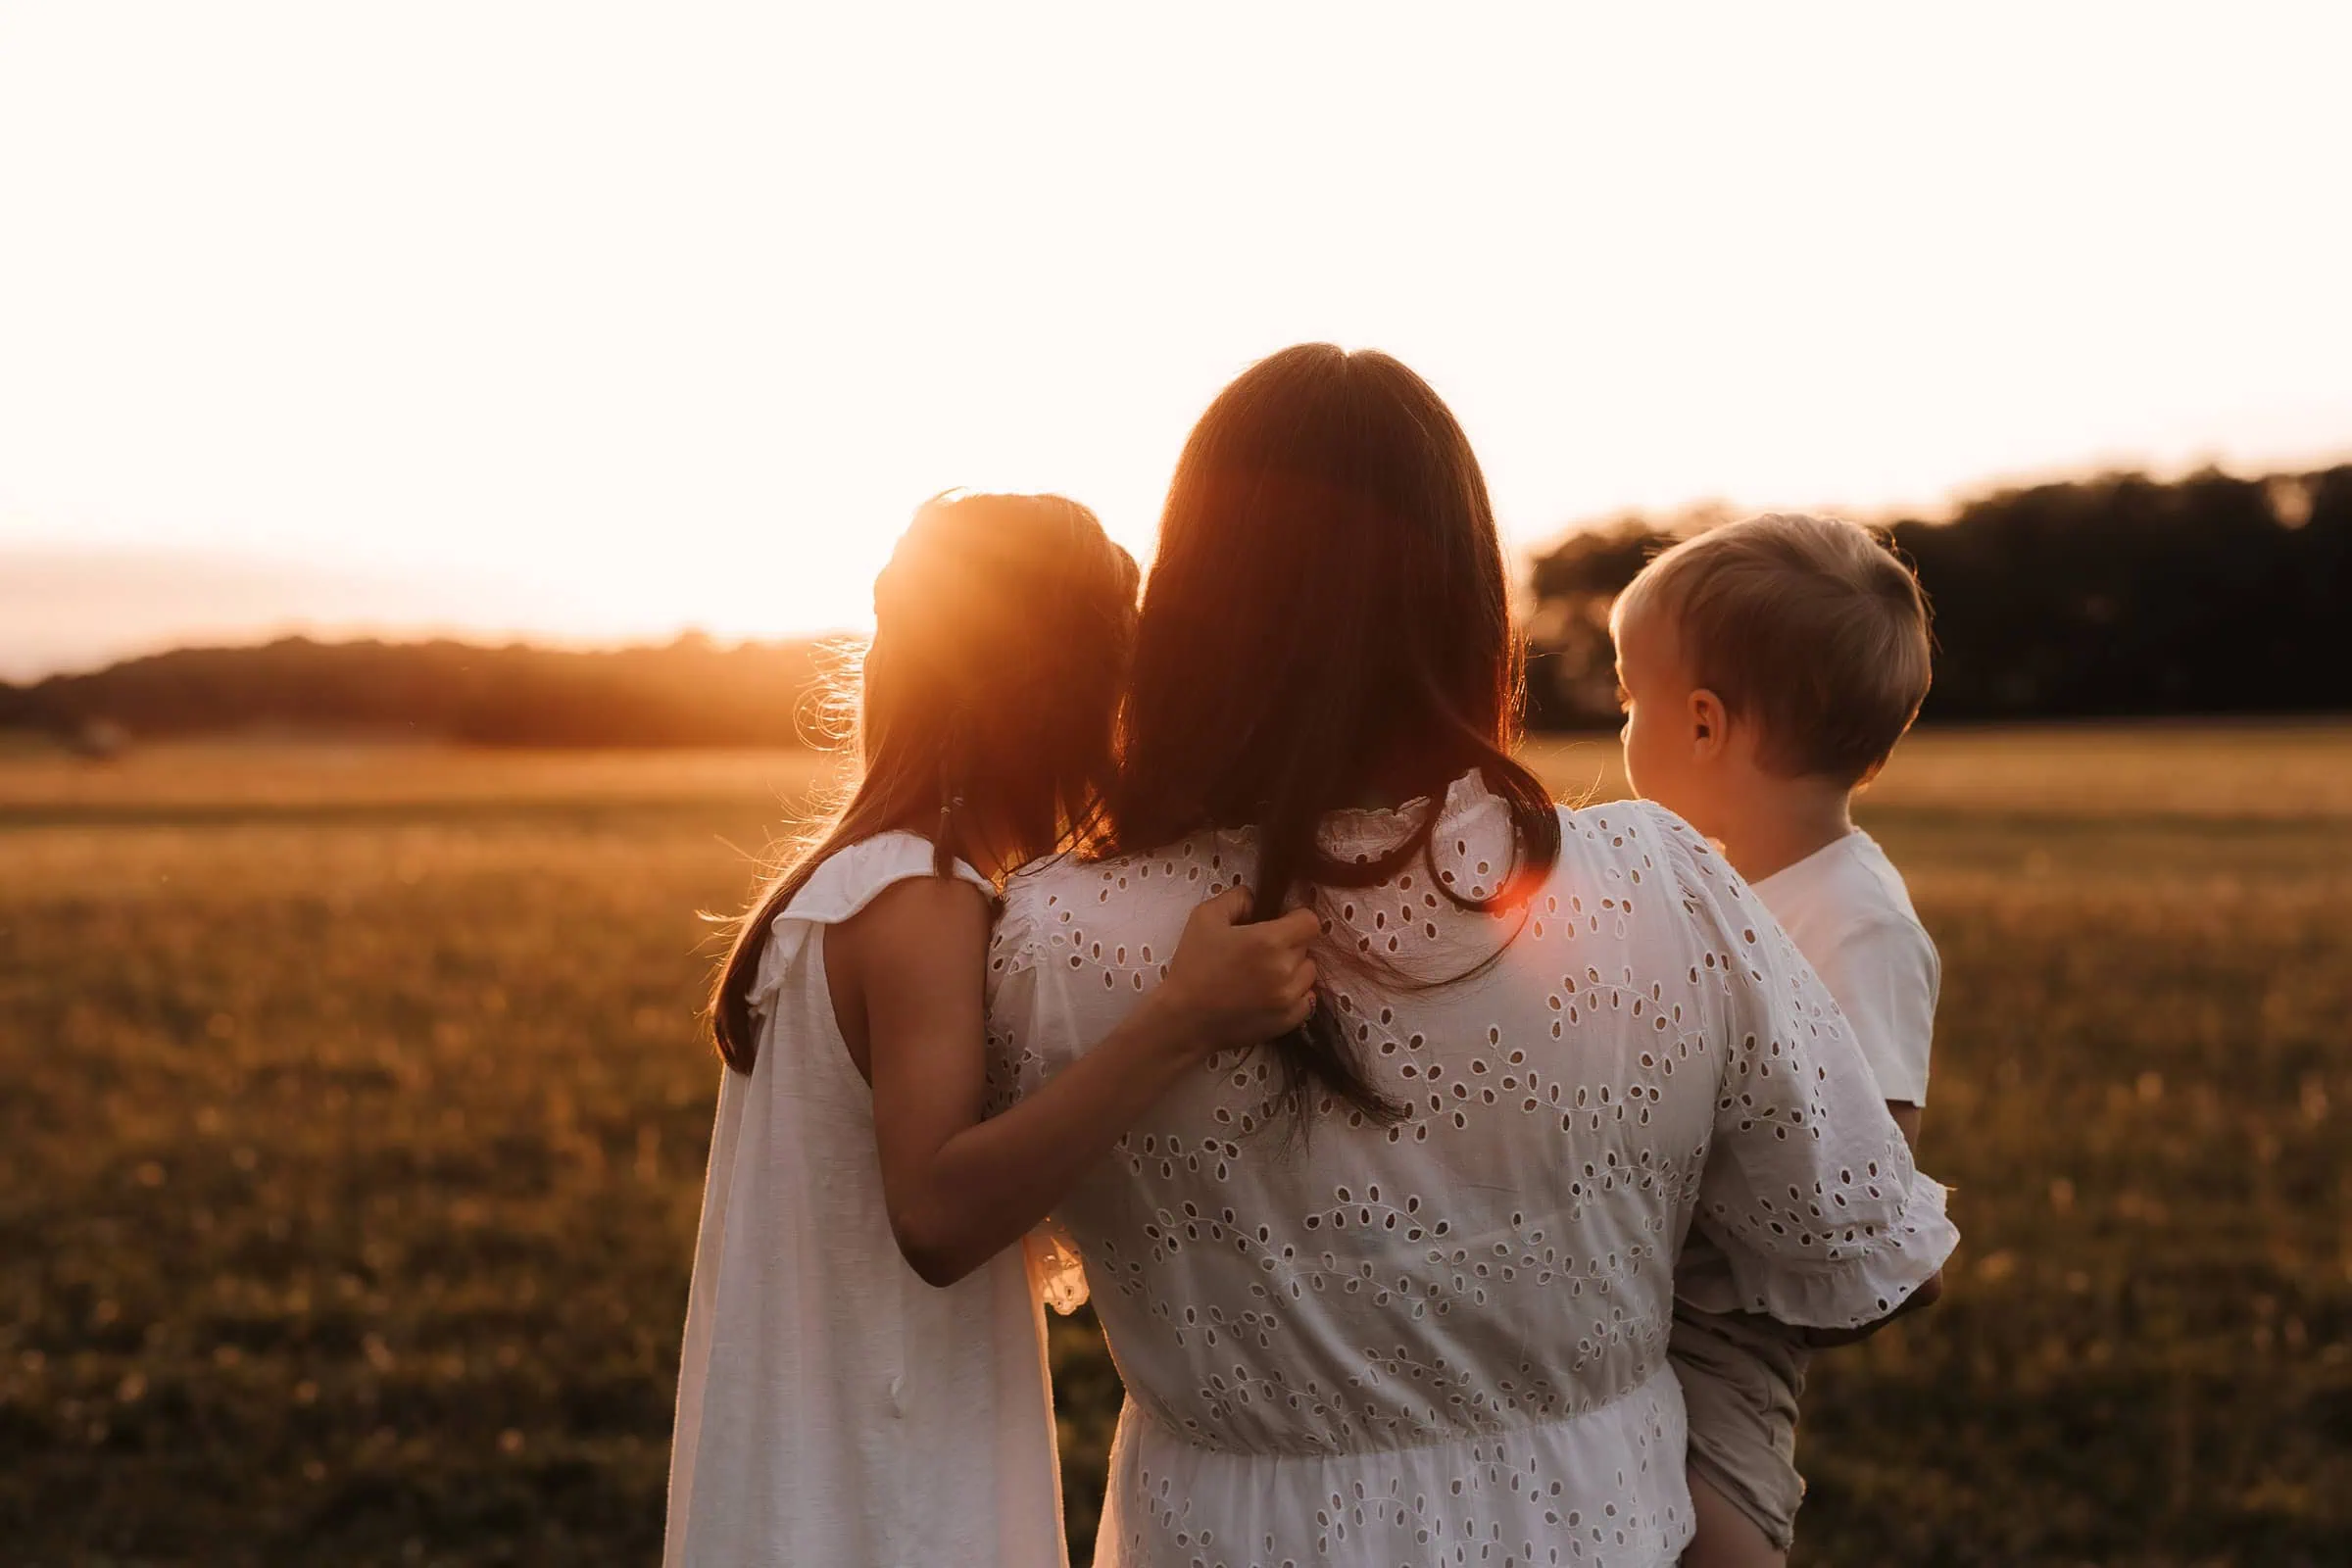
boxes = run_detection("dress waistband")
[1123,1359,1679,1464]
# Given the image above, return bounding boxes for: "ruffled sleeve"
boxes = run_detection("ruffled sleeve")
[1649,806,1960,1327]
[747,832,995,1017]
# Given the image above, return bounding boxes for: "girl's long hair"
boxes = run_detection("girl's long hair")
[1114,344,1561,1123]
[708,491,1140,1073]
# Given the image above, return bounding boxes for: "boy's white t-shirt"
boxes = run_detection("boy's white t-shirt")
[1749,828,1937,1104]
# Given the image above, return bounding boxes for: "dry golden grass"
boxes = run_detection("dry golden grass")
[0,740,837,814]
[2,725,2346,1565]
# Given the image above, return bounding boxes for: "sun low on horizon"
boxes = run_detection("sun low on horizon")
[2,2,2349,679]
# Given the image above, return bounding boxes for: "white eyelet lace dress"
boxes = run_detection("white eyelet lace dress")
[665,833,1080,1568]
[986,777,1957,1568]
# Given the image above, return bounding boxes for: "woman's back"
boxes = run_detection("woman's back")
[988,778,1953,1566]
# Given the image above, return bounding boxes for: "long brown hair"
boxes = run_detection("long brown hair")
[709,491,1140,1073]
[1115,344,1560,1120]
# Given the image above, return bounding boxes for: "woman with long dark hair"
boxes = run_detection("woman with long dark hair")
[986,347,1957,1565]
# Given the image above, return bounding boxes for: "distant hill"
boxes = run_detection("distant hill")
[0,633,834,748]
[1526,462,2352,729]
[16,457,2349,749]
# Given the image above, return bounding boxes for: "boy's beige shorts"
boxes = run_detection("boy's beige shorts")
[1669,1303,1813,1551]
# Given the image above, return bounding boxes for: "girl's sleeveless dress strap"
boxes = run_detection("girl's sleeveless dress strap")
[746,832,996,1014]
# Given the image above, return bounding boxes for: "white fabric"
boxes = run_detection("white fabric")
[987,776,1957,1568]
[665,831,1072,1568]
[1750,829,1938,1106]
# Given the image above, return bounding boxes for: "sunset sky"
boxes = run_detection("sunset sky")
[3,3,2348,678]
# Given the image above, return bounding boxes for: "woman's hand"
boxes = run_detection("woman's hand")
[1151,886,1321,1052]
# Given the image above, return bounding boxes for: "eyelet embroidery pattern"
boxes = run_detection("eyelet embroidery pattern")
[987,780,1957,1565]
[1112,1414,1688,1568]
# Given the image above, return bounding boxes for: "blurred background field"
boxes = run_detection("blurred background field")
[4,726,2347,1566]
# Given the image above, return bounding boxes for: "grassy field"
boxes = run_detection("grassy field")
[3,725,2347,1566]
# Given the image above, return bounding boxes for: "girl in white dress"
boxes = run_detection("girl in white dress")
[663,492,1322,1568]
[985,348,1959,1567]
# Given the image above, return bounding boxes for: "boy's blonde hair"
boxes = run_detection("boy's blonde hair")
[1612,513,1932,785]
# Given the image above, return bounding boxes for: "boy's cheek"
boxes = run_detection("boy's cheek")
[1617,718,1646,793]
[1626,729,1714,827]
[1621,720,1669,803]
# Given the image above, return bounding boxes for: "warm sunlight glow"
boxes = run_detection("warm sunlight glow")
[2,2,2348,675]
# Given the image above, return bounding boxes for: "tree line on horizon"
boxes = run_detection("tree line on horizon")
[1525,461,2352,729]
[4,461,2346,749]
[0,634,833,749]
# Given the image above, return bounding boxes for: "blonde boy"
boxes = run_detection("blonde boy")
[1610,513,1940,1567]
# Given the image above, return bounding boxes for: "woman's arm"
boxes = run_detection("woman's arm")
[1656,809,1959,1336]
[1796,1099,1932,1347]
[844,881,1316,1288]
[1797,1261,1942,1348]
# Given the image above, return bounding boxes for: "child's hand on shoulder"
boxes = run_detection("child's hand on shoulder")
[1153,886,1321,1053]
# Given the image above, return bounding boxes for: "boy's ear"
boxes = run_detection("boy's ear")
[1688,688,1728,760]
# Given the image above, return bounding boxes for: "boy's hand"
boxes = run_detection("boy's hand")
[1153,886,1320,1053]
